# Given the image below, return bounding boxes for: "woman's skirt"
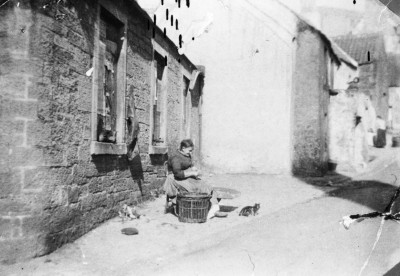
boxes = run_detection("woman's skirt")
[163,174,213,197]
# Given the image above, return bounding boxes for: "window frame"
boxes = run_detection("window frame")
[90,1,128,155]
[149,40,169,154]
[181,68,192,140]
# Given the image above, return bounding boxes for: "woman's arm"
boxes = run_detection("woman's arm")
[183,168,199,178]
[171,158,198,179]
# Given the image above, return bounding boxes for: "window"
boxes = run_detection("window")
[91,4,127,155]
[182,75,191,139]
[329,59,335,88]
[150,42,168,151]
[324,48,335,91]
[152,52,166,145]
[97,8,123,142]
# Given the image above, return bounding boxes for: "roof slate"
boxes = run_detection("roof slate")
[334,33,382,65]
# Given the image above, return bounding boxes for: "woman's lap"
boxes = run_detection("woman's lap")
[163,175,212,196]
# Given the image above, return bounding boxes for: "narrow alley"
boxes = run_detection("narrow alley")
[2,146,400,276]
[2,0,400,275]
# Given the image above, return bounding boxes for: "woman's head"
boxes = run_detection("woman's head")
[180,139,194,155]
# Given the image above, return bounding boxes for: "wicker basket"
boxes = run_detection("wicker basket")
[177,193,211,223]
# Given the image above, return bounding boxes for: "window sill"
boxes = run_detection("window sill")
[90,141,127,155]
[149,145,168,155]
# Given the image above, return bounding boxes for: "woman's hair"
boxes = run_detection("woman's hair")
[180,139,194,150]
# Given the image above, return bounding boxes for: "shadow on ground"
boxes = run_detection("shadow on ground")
[296,165,400,215]
[219,205,238,212]
[384,262,400,276]
[296,161,400,275]
[327,179,400,214]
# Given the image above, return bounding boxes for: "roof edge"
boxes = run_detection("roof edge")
[273,0,341,66]
[331,41,358,69]
[130,0,197,71]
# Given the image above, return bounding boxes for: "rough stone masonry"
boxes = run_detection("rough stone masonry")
[0,0,199,263]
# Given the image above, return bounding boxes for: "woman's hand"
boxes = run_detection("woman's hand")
[191,169,200,177]
[184,168,200,178]
[192,167,202,176]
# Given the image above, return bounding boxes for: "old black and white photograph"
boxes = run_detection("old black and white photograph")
[1,0,400,275]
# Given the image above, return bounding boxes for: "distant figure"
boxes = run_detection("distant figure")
[354,116,368,172]
[373,116,386,148]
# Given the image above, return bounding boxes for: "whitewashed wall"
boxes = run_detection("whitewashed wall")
[334,63,359,90]
[139,0,299,173]
[183,0,298,174]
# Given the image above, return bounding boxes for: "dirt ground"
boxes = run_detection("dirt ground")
[1,173,329,276]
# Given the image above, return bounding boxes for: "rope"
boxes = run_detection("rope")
[0,0,11,9]
[357,174,399,276]
[358,217,385,276]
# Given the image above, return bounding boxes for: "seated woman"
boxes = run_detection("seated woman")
[163,139,219,219]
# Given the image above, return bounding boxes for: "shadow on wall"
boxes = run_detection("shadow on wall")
[190,74,204,108]
[127,137,145,196]
[150,153,168,166]
[128,156,145,194]
[92,154,144,186]
[41,153,147,256]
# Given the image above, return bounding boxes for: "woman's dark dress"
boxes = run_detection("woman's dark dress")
[163,150,213,197]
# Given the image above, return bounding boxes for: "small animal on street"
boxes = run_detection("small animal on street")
[118,204,141,221]
[239,203,260,216]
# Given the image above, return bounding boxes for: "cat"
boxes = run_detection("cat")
[98,130,116,143]
[118,204,140,221]
[239,203,260,216]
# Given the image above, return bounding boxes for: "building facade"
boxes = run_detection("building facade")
[0,0,202,263]
[291,21,341,176]
[335,33,389,121]
[140,0,345,176]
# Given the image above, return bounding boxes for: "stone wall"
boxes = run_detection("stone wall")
[292,24,329,176]
[0,0,196,263]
